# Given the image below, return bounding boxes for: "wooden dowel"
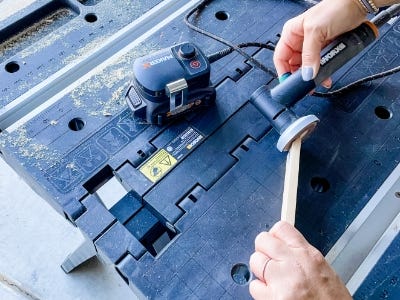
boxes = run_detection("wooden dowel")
[281,138,302,225]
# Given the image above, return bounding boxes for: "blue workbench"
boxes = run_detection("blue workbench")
[1,0,399,298]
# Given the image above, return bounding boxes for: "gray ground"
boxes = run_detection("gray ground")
[0,2,136,299]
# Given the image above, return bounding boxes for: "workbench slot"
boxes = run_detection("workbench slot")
[230,136,256,160]
[82,164,114,194]
[177,184,206,213]
[78,0,104,6]
[229,63,252,82]
[0,0,78,63]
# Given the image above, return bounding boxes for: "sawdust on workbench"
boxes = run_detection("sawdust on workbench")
[18,13,77,59]
[70,42,159,117]
[0,8,74,59]
[0,126,61,170]
[0,46,152,170]
[62,35,109,65]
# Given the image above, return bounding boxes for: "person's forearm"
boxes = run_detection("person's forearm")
[375,0,400,7]
[352,0,399,15]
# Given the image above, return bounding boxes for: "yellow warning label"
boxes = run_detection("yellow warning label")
[139,149,177,183]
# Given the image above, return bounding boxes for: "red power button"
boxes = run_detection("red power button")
[190,60,201,69]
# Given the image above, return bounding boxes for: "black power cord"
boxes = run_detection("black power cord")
[313,65,400,97]
[184,0,277,77]
[207,42,275,63]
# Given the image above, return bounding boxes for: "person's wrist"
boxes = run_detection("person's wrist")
[354,0,398,13]
[374,0,399,7]
[349,0,370,16]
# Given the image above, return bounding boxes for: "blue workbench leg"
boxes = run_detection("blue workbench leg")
[61,239,97,273]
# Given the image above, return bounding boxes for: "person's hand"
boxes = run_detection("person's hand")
[273,0,367,82]
[249,221,352,300]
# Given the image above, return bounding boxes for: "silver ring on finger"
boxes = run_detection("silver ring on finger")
[262,256,272,282]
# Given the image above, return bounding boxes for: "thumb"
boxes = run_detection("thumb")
[301,28,324,81]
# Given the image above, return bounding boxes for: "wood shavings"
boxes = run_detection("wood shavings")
[1,9,74,60]
[18,10,77,59]
[0,126,61,170]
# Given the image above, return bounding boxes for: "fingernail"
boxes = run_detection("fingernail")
[278,72,291,83]
[301,67,314,81]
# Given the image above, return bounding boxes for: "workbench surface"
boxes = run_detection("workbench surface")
[0,0,399,299]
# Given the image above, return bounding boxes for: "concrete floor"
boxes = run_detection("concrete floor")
[0,2,136,299]
[0,160,135,299]
[0,0,35,22]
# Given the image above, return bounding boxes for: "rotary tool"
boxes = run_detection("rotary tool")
[251,4,400,152]
[250,20,380,152]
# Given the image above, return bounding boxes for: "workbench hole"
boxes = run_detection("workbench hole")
[68,118,85,131]
[231,263,251,285]
[310,177,330,193]
[375,106,392,120]
[5,61,20,73]
[215,11,229,21]
[395,192,400,198]
[85,13,98,23]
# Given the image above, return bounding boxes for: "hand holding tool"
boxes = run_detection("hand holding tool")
[251,18,387,225]
[250,20,380,151]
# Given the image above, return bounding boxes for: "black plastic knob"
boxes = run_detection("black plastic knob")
[179,44,196,59]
